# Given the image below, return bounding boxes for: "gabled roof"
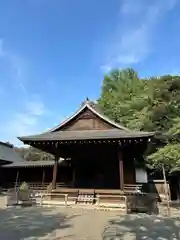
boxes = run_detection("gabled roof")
[0,141,24,164]
[18,99,154,142]
[50,99,130,132]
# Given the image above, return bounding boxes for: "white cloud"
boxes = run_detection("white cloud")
[26,99,45,116]
[100,64,113,72]
[101,0,178,71]
[0,39,49,146]
[0,38,28,95]
[2,98,46,146]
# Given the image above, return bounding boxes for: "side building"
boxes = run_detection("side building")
[0,141,23,165]
[0,141,24,187]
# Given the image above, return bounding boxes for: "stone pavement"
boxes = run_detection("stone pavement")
[0,205,119,240]
[103,213,180,240]
[0,196,180,240]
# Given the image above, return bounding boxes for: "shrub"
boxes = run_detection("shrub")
[19,182,29,191]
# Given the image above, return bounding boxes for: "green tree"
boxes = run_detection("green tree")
[15,146,54,161]
[148,117,180,172]
[99,68,150,129]
[99,68,180,172]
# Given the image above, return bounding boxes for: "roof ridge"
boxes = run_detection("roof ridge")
[86,101,130,131]
[48,98,130,132]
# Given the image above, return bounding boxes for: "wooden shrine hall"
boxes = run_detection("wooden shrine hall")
[18,99,154,192]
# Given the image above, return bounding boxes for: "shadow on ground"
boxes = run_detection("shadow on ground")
[103,214,180,240]
[0,206,77,240]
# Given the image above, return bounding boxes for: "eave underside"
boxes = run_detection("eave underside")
[18,129,154,158]
[20,137,150,160]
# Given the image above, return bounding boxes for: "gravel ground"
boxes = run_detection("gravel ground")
[0,196,180,240]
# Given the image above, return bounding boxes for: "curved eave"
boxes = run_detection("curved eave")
[2,159,65,168]
[18,130,154,143]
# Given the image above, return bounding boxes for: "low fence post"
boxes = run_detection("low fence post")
[124,196,128,214]
[65,194,68,208]
[162,165,171,216]
[5,195,8,207]
[97,194,100,209]
[40,193,43,206]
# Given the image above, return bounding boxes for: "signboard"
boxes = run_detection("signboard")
[135,168,148,183]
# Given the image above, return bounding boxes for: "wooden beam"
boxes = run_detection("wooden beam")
[118,150,124,190]
[52,156,58,189]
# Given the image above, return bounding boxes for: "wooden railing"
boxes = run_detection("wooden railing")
[5,183,155,213]
[2,182,72,191]
[27,182,71,189]
[6,187,157,214]
[124,184,143,193]
[3,182,143,194]
[38,191,128,212]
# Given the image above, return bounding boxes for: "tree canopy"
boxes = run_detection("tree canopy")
[98,68,180,172]
[15,146,54,161]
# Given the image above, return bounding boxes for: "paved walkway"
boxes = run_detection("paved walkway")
[0,206,118,240]
[0,196,180,239]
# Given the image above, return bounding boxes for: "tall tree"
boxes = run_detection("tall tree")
[99,68,150,130]
[98,68,180,172]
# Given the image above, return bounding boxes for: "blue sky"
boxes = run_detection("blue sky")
[0,0,179,145]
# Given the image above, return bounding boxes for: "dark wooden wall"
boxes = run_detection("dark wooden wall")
[0,165,72,188]
[0,144,137,189]
[72,144,120,189]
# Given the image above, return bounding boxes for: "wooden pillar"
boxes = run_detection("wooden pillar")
[118,150,124,190]
[72,157,76,188]
[15,170,19,190]
[177,180,180,201]
[72,169,76,188]
[42,169,45,186]
[52,156,58,189]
